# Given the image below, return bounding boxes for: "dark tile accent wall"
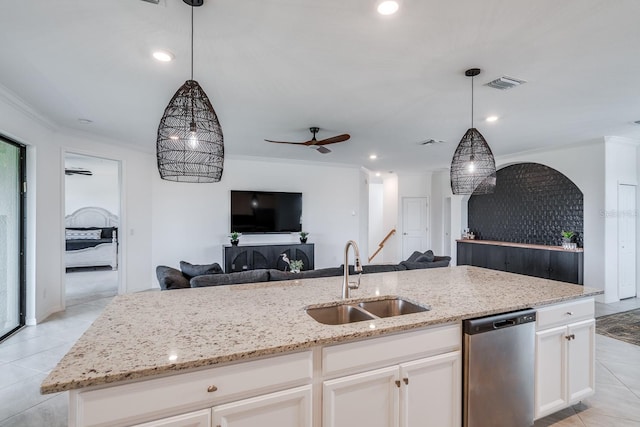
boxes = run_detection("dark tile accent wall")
[468,163,583,247]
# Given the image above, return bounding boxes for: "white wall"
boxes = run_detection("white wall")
[368,182,384,258]
[604,137,639,302]
[0,89,154,323]
[151,158,361,282]
[382,174,399,264]
[65,155,120,216]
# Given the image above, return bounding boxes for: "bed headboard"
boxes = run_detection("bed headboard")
[65,207,119,228]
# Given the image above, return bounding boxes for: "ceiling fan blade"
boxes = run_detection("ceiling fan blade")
[264,139,306,145]
[315,134,350,145]
[316,146,331,154]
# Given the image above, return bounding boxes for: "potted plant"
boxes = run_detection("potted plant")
[561,230,576,249]
[229,231,240,246]
[289,259,303,273]
[299,231,309,243]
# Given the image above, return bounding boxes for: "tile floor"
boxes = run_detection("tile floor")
[0,282,638,426]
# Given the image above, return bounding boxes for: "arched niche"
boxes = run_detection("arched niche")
[468,162,584,246]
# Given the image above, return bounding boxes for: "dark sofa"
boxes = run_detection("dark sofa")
[156,250,451,290]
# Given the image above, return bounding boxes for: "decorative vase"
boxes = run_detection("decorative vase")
[300,238,307,244]
[291,267,300,273]
[231,240,239,246]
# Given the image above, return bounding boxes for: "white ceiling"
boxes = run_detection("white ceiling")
[2,0,640,173]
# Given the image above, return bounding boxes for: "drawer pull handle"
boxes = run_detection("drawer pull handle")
[395,380,401,388]
[207,385,218,393]
[565,334,575,341]
[403,378,409,385]
[566,311,574,315]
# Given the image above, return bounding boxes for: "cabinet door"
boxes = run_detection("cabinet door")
[212,385,312,427]
[323,366,399,427]
[133,409,211,427]
[535,326,568,419]
[399,351,461,427]
[567,319,595,404]
[549,251,579,284]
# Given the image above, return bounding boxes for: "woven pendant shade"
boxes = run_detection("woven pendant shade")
[450,68,496,195]
[156,80,224,182]
[450,128,496,194]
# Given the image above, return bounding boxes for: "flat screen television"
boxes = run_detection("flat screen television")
[230,190,302,233]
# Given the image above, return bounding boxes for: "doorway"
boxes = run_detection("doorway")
[618,184,637,300]
[0,136,25,342]
[64,153,121,306]
[401,197,429,260]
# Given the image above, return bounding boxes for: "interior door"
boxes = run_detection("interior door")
[0,137,25,342]
[618,184,637,299]
[402,197,429,260]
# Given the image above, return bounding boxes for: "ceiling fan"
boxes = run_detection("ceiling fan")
[265,127,350,154]
[65,168,93,176]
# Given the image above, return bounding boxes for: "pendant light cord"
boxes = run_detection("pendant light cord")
[190,4,194,81]
[471,75,474,129]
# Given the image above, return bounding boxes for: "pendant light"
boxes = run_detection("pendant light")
[450,68,496,195]
[156,0,224,183]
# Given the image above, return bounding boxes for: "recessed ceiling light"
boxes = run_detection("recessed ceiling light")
[375,172,381,177]
[153,50,174,62]
[377,1,399,15]
[369,154,378,160]
[78,118,92,124]
[486,116,499,122]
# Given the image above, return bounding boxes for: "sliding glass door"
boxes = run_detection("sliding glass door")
[0,136,25,341]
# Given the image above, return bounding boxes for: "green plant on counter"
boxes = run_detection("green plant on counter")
[229,231,240,244]
[299,231,309,239]
[289,259,304,272]
[561,230,575,240]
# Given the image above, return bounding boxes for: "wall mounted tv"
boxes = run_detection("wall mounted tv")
[230,190,302,233]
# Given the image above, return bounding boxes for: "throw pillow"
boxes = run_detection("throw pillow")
[180,261,223,279]
[406,251,423,263]
[417,250,435,263]
[65,229,102,240]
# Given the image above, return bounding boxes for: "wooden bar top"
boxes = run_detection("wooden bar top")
[456,239,584,253]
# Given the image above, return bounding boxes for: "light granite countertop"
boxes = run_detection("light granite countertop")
[41,266,601,394]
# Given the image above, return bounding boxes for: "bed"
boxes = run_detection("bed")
[65,207,119,270]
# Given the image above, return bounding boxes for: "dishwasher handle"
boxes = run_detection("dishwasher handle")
[464,309,536,335]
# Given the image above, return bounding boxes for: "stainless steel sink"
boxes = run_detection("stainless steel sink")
[306,297,430,325]
[358,298,429,318]
[306,304,375,325]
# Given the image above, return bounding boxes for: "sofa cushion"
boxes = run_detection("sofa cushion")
[190,269,270,288]
[416,250,435,263]
[405,251,423,263]
[156,266,190,290]
[180,261,223,279]
[400,260,450,270]
[268,267,343,282]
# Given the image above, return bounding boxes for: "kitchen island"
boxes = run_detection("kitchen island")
[42,266,601,427]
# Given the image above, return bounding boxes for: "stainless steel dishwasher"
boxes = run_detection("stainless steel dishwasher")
[463,309,537,427]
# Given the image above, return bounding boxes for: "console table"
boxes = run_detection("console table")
[223,243,315,273]
[456,240,583,284]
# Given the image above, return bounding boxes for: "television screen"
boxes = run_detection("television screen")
[231,191,302,233]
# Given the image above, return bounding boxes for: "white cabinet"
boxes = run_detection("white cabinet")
[534,299,595,420]
[323,351,461,427]
[133,409,211,427]
[400,352,461,427]
[212,385,312,427]
[321,323,461,427]
[324,366,399,427]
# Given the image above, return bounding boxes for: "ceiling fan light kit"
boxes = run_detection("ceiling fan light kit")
[450,68,497,195]
[156,0,224,183]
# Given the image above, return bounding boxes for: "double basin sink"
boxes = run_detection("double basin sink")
[306,297,430,325]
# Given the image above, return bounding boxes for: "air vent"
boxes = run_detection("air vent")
[140,0,160,4]
[485,76,527,90]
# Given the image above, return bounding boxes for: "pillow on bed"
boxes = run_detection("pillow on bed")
[180,261,223,279]
[65,229,102,240]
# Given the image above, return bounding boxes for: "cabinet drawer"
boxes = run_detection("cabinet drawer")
[72,351,312,427]
[322,323,460,377]
[536,298,594,330]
